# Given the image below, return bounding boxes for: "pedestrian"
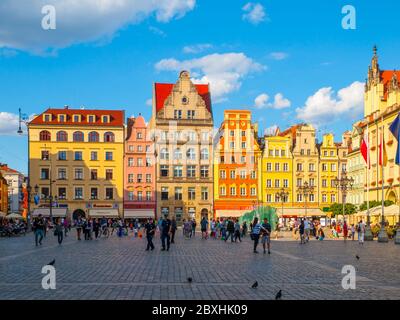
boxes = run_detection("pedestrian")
[63,217,69,237]
[343,221,348,241]
[55,218,64,245]
[234,219,242,242]
[76,216,83,240]
[250,217,268,253]
[318,226,325,241]
[225,218,234,242]
[221,219,227,240]
[33,214,45,246]
[210,219,216,239]
[85,218,93,240]
[171,217,177,243]
[201,216,209,239]
[183,219,191,239]
[351,224,355,241]
[93,218,100,239]
[357,220,365,244]
[299,219,305,244]
[261,218,272,254]
[144,218,156,251]
[304,218,310,242]
[191,219,197,238]
[241,221,247,237]
[161,214,172,251]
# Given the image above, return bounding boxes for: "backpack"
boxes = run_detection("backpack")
[357,224,361,232]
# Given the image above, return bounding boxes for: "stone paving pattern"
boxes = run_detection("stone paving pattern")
[0,230,399,300]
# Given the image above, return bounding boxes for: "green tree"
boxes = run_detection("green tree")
[329,203,357,217]
[359,200,394,211]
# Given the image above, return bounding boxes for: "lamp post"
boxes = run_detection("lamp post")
[297,181,314,219]
[276,187,289,226]
[333,170,354,224]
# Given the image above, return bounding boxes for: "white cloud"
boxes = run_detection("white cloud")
[264,125,279,136]
[242,2,266,25]
[0,48,18,58]
[183,43,213,54]
[296,81,364,126]
[0,0,195,53]
[155,52,265,100]
[269,52,288,60]
[149,26,166,37]
[254,92,291,109]
[0,112,21,135]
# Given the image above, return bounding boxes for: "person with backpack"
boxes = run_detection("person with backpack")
[225,218,235,242]
[357,220,365,244]
[250,217,268,253]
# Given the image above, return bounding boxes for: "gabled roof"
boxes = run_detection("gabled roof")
[154,83,212,113]
[29,108,124,127]
[381,70,400,100]
[0,164,23,175]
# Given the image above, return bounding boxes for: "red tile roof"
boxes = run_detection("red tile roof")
[0,165,22,175]
[154,83,212,113]
[381,70,400,100]
[29,108,124,127]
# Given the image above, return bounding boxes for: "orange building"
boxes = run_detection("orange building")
[213,110,262,219]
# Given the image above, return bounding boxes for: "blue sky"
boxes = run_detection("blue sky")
[0,0,399,174]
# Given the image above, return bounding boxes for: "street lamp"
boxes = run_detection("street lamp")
[332,170,354,224]
[297,181,314,219]
[276,187,289,226]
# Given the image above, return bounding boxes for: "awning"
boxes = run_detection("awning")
[88,208,119,218]
[275,208,327,217]
[32,208,67,217]
[124,209,155,219]
[215,210,249,218]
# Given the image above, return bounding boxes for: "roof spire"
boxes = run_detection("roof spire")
[373,45,377,56]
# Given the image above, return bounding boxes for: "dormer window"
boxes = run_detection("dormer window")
[102,115,110,123]
[43,114,51,122]
[88,115,95,123]
[58,114,66,123]
[73,115,81,123]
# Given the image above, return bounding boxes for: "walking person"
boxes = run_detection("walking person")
[241,221,247,237]
[93,218,100,239]
[234,219,242,242]
[350,224,355,241]
[33,214,45,246]
[304,218,310,242]
[85,218,93,240]
[357,220,365,244]
[191,219,197,238]
[225,218,234,242]
[161,214,172,251]
[63,217,69,237]
[261,218,272,254]
[201,216,209,239]
[250,217,268,253]
[299,219,305,244]
[170,217,177,244]
[210,219,216,239]
[343,221,348,241]
[55,218,64,245]
[75,216,83,240]
[144,218,156,251]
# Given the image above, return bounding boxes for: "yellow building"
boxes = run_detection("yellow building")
[0,172,8,216]
[28,107,125,220]
[262,132,292,211]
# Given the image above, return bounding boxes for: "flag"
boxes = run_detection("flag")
[379,130,388,166]
[360,129,370,168]
[389,112,400,165]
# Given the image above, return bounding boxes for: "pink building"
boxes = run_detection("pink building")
[124,114,156,220]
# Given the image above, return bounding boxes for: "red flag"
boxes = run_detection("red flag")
[379,131,388,166]
[360,131,370,169]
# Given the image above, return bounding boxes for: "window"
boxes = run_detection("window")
[88,131,99,142]
[73,115,80,123]
[40,168,49,180]
[250,187,256,196]
[73,131,84,142]
[266,179,272,188]
[309,163,315,172]
[91,188,98,200]
[146,191,151,201]
[137,131,142,139]
[187,110,195,119]
[220,170,226,179]
[220,186,226,196]
[267,163,272,171]
[330,151,334,156]
[331,194,336,203]
[331,164,336,172]
[128,145,134,152]
[300,149,304,155]
[75,168,83,180]
[137,158,143,167]
[41,187,49,198]
[307,149,311,156]
[128,157,134,167]
[231,156,235,163]
[102,115,109,123]
[137,191,143,201]
[105,188,113,200]
[186,148,195,160]
[200,165,209,178]
[241,156,246,163]
[137,145,143,152]
[128,174,134,183]
[160,148,169,160]
[200,148,209,160]
[56,131,67,142]
[230,142,235,149]
[201,187,209,200]
[174,165,183,177]
[58,151,67,161]
[275,163,280,172]
[161,187,169,200]
[269,150,273,156]
[146,157,152,167]
[324,151,328,156]
[309,194,315,202]
[128,191,134,201]
[90,169,97,180]
[275,179,280,188]
[58,168,67,180]
[74,151,83,161]
[58,188,66,200]
[91,151,98,161]
[146,174,151,183]
[41,150,49,160]
[283,179,289,188]
[137,174,142,183]
[322,164,327,171]
[187,165,196,178]
[220,156,225,164]
[230,170,236,179]
[175,187,183,200]
[39,130,51,141]
[230,130,234,137]
[240,170,246,179]
[75,187,83,200]
[241,131,246,137]
[281,150,286,157]
[297,178,302,187]
[43,114,51,122]
[88,115,95,123]
[322,194,327,203]
[297,194,303,202]
[297,163,303,171]
[160,165,169,177]
[322,179,327,188]
[242,142,246,149]
[174,110,182,119]
[174,148,182,160]
[283,163,289,172]
[309,178,315,187]
[275,150,280,156]
[104,132,115,142]
[266,194,272,202]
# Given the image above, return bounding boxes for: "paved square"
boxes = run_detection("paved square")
[0,230,399,300]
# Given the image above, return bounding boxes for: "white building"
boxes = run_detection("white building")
[0,164,25,214]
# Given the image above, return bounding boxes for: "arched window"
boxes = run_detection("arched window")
[88,131,99,142]
[73,131,84,142]
[39,130,51,141]
[160,148,169,160]
[174,148,182,160]
[104,132,115,142]
[56,131,67,142]
[200,148,209,160]
[186,148,195,160]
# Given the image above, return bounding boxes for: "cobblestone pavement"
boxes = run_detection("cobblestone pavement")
[0,229,399,300]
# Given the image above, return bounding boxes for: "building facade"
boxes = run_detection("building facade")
[124,114,156,220]
[0,164,24,214]
[0,172,8,215]
[214,110,262,219]
[28,108,125,220]
[149,71,214,223]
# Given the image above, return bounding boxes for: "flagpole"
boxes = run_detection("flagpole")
[365,122,373,240]
[378,118,388,242]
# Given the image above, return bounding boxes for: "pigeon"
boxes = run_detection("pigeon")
[356,255,360,260]
[275,290,282,300]
[187,277,192,283]
[251,281,258,289]
[48,259,55,266]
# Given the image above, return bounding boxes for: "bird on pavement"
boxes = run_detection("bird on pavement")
[187,277,192,283]
[275,290,282,300]
[251,281,258,289]
[356,255,360,260]
[48,259,55,266]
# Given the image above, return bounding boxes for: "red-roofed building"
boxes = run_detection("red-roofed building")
[0,164,25,214]
[149,70,214,223]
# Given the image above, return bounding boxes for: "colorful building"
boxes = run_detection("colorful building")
[0,172,8,216]
[124,114,156,220]
[149,70,214,223]
[0,164,25,214]
[28,107,125,220]
[213,110,262,219]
